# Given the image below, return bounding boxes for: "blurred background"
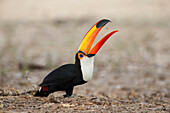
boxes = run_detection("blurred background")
[0,0,169,96]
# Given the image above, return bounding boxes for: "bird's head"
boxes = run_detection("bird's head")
[75,19,118,81]
[77,19,118,61]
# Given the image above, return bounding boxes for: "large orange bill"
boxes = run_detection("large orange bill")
[78,19,111,55]
[88,30,119,55]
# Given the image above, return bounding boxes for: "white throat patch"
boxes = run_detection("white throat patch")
[80,56,94,81]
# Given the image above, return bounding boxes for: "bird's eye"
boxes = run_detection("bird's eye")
[80,54,83,58]
[78,53,84,59]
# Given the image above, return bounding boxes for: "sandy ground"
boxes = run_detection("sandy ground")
[0,0,170,112]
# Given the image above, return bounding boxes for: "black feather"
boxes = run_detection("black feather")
[34,53,86,97]
[39,64,76,87]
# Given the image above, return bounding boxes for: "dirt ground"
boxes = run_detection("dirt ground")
[0,0,170,112]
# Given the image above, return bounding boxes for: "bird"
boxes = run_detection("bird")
[34,19,118,97]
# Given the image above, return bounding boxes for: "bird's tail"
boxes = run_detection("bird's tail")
[34,87,49,97]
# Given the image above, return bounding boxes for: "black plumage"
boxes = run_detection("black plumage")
[34,53,86,97]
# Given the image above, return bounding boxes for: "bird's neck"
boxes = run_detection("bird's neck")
[80,56,94,81]
[75,53,83,78]
[75,53,94,82]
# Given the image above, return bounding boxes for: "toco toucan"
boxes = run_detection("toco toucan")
[34,19,118,97]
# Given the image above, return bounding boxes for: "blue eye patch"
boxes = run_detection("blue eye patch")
[80,54,84,58]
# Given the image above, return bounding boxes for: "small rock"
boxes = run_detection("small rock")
[62,104,75,107]
[0,104,4,109]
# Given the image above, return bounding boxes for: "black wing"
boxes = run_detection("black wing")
[39,64,77,86]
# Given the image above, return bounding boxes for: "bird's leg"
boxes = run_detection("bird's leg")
[64,87,74,97]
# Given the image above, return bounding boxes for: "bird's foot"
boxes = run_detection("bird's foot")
[63,94,74,98]
[70,94,75,98]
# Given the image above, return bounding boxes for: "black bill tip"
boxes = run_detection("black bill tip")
[96,19,111,28]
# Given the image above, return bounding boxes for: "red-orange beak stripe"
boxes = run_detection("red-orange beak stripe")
[89,30,119,55]
[78,19,111,55]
